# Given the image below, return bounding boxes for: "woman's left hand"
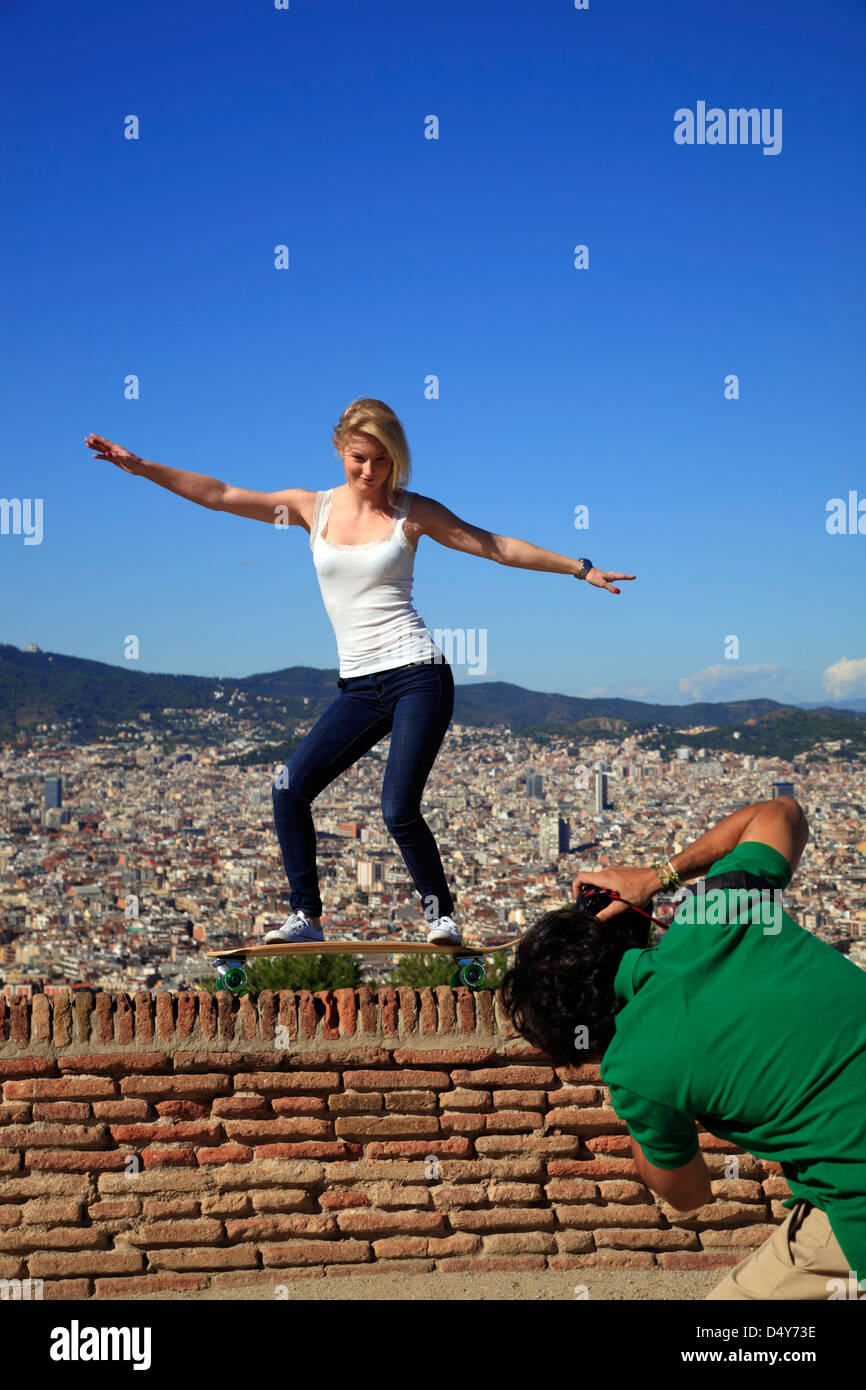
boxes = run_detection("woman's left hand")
[586,567,636,595]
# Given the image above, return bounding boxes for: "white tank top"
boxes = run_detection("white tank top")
[310,488,442,678]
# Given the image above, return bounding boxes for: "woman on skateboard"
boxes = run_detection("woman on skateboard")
[85,398,635,946]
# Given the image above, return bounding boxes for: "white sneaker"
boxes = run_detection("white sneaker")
[264,911,323,944]
[426,915,462,945]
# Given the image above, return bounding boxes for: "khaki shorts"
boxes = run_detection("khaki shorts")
[706,1199,853,1300]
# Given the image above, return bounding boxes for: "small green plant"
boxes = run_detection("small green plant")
[386,950,510,990]
[196,953,362,994]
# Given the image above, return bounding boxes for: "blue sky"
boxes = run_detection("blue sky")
[2,0,864,707]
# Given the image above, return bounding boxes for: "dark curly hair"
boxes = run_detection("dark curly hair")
[499,903,652,1064]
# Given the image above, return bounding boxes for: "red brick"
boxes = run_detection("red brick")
[212,1095,272,1119]
[335,1210,446,1236]
[550,1252,655,1270]
[196,1144,253,1166]
[450,1209,556,1233]
[92,1100,150,1121]
[93,1274,209,1297]
[699,1225,779,1247]
[248,1191,311,1214]
[328,1093,383,1114]
[334,1116,439,1139]
[126,1220,223,1246]
[319,1191,371,1210]
[436,1255,547,1272]
[340,1070,450,1091]
[554,1231,595,1253]
[20,1200,83,1224]
[384,1091,437,1114]
[0,1124,108,1150]
[4,1077,116,1100]
[141,1147,199,1167]
[31,1102,91,1122]
[271,1096,329,1117]
[0,1227,105,1253]
[548,1158,637,1179]
[226,1215,335,1241]
[29,1250,144,1277]
[371,1236,428,1258]
[660,1251,742,1270]
[476,1135,579,1156]
[425,1234,481,1256]
[491,1090,546,1110]
[57,1054,170,1074]
[155,1101,210,1120]
[596,1228,699,1250]
[223,1119,333,1141]
[238,1071,340,1092]
[544,1179,600,1201]
[109,1121,223,1144]
[261,1240,370,1267]
[431,1185,487,1209]
[451,1067,555,1087]
[439,1088,490,1112]
[554,1063,602,1082]
[0,1059,56,1078]
[147,1246,259,1271]
[366,1138,472,1160]
[254,1143,361,1160]
[41,1279,91,1300]
[88,1200,141,1219]
[120,1074,231,1099]
[667,1201,770,1228]
[555,1204,663,1228]
[597,1181,651,1202]
[482,1232,557,1255]
[141,1199,200,1219]
[0,1103,30,1123]
[25,1151,129,1172]
[547,1087,600,1107]
[487,1183,543,1204]
[485,1111,544,1132]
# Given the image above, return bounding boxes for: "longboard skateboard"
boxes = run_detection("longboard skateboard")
[206,938,520,995]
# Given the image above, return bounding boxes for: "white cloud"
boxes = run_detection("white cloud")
[677,663,781,700]
[822,657,866,700]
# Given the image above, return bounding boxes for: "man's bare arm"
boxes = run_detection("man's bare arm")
[630,1137,713,1212]
[573,796,809,916]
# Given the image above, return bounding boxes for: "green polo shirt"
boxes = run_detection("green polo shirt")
[600,839,866,1280]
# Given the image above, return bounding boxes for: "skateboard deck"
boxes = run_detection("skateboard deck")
[206,938,519,994]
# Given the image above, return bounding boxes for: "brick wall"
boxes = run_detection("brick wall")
[0,987,792,1298]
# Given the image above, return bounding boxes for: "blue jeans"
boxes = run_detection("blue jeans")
[272,658,455,922]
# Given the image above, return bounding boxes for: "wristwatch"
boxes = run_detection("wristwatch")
[574,558,593,580]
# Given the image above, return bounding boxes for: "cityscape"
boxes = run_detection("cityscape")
[2,692,864,997]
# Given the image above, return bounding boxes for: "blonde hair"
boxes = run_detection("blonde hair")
[332,398,411,506]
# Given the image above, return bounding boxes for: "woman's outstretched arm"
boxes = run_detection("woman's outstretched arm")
[84,434,312,526]
[412,494,636,595]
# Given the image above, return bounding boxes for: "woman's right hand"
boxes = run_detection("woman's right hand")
[84,434,142,475]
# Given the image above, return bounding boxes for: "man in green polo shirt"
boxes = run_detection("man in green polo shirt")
[500,796,866,1299]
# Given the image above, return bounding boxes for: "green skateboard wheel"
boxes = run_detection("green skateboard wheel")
[459,959,486,988]
[215,960,251,996]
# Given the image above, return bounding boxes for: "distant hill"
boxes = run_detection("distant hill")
[2,643,865,758]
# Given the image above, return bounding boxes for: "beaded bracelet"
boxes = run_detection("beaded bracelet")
[650,856,682,890]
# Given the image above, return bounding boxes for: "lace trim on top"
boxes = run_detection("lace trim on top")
[312,489,415,553]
